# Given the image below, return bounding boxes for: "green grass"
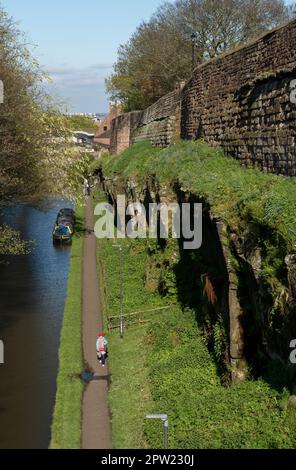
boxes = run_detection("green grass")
[95,211,296,449]
[50,205,84,449]
[106,327,153,449]
[98,237,169,317]
[146,310,296,449]
[101,140,296,250]
[96,232,169,449]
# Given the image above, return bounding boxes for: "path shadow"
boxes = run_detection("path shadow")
[92,374,111,386]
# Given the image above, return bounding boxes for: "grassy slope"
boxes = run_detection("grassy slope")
[147,310,296,449]
[50,205,84,449]
[97,234,296,449]
[97,236,164,449]
[101,140,296,249]
[95,142,296,449]
[106,326,153,449]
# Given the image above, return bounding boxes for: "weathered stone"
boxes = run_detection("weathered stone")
[181,19,296,176]
[110,89,182,154]
[110,19,296,175]
[216,219,248,383]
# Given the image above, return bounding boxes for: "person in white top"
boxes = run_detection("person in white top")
[96,332,108,367]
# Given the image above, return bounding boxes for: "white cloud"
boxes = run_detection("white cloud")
[44,63,113,87]
[43,63,113,112]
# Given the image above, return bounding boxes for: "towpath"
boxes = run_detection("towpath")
[81,196,112,449]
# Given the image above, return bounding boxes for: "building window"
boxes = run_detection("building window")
[104,126,108,131]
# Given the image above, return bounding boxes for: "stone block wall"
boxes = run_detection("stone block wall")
[110,112,142,155]
[181,19,296,176]
[110,88,182,154]
[110,19,296,175]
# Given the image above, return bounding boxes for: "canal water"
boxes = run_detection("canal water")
[0,199,72,449]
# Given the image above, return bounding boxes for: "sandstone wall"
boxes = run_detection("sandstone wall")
[110,112,142,155]
[110,19,296,175]
[181,19,296,176]
[110,89,182,154]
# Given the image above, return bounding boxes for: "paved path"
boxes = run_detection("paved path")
[82,196,112,449]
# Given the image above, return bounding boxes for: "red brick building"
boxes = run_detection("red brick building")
[95,104,122,149]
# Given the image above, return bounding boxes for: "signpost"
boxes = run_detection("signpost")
[145,414,169,449]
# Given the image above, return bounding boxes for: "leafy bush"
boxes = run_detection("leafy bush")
[145,309,296,449]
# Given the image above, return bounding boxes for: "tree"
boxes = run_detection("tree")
[106,13,192,111]
[66,115,99,133]
[0,225,30,255]
[174,0,292,57]
[0,6,90,204]
[106,0,296,110]
[0,6,88,254]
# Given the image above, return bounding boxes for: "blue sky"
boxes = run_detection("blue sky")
[2,1,295,113]
[1,0,163,113]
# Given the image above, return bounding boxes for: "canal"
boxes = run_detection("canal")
[0,199,72,449]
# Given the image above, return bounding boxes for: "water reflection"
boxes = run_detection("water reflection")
[0,199,72,449]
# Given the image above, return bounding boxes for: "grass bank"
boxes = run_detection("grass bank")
[97,233,165,449]
[93,138,296,448]
[96,232,296,449]
[100,140,296,250]
[50,204,84,449]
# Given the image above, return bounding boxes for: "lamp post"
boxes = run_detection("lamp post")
[145,414,169,449]
[0,80,4,104]
[113,245,123,339]
[191,32,198,73]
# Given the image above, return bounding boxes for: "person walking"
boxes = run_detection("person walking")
[96,332,108,367]
[83,178,91,196]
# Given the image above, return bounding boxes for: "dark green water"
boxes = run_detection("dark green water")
[0,199,72,449]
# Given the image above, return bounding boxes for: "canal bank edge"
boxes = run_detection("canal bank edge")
[50,204,85,449]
